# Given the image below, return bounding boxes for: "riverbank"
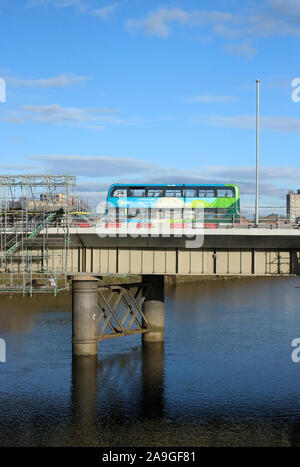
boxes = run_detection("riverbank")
[0,273,277,294]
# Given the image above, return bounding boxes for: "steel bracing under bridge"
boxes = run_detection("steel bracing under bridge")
[97,282,153,341]
[72,275,164,354]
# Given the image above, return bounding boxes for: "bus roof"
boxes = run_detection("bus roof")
[108,183,237,188]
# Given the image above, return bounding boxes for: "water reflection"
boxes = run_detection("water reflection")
[72,355,98,432]
[71,343,165,425]
[141,343,164,420]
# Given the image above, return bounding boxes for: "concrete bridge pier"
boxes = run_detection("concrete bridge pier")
[72,276,99,356]
[142,275,165,343]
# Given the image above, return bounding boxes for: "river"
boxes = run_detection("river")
[1,277,300,446]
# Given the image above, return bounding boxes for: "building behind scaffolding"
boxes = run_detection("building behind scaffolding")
[287,189,300,223]
[0,175,77,295]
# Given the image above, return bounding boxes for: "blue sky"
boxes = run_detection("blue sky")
[1,0,300,213]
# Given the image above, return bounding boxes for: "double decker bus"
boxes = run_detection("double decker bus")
[106,183,240,227]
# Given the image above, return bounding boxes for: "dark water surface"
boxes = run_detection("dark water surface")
[1,277,300,446]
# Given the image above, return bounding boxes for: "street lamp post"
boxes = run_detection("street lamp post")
[255,79,260,227]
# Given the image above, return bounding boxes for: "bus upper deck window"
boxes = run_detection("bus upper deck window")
[185,189,197,197]
[147,189,163,197]
[165,189,182,197]
[199,189,216,197]
[112,188,127,197]
[129,189,145,197]
[217,188,234,197]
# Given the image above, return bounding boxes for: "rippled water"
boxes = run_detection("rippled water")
[1,277,300,446]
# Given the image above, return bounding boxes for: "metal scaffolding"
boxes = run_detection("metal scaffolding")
[0,175,76,295]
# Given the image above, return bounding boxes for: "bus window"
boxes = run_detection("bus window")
[217,188,234,197]
[216,208,228,218]
[129,188,145,197]
[184,189,197,198]
[204,208,217,217]
[199,188,216,198]
[112,188,127,197]
[165,189,182,197]
[147,189,164,197]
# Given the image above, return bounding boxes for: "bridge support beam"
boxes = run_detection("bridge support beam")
[72,276,99,356]
[142,275,165,343]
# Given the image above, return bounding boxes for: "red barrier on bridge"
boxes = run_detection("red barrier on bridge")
[105,223,122,228]
[74,223,91,227]
[137,222,153,228]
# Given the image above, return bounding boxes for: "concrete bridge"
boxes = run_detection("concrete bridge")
[4,226,300,358]
[21,226,300,277]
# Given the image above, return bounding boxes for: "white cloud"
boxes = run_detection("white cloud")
[27,154,300,202]
[223,42,256,59]
[1,115,25,124]
[2,104,173,130]
[92,4,117,20]
[190,114,300,133]
[262,116,300,133]
[6,73,91,88]
[126,8,236,37]
[25,1,300,41]
[125,2,300,60]
[185,94,236,103]
[268,0,300,18]
[13,104,127,129]
[125,7,237,38]
[30,155,160,177]
[77,181,111,192]
[2,154,298,208]
[191,114,254,129]
[211,1,300,39]
[126,7,189,38]
[0,163,39,173]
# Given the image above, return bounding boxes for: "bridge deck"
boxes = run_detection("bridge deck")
[2,228,300,277]
[44,227,300,249]
[31,228,300,276]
